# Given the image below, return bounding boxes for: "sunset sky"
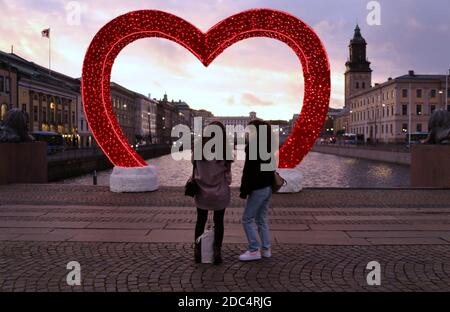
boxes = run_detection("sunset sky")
[1,0,450,120]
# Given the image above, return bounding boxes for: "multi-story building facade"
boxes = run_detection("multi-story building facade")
[0,51,80,146]
[77,91,94,148]
[0,58,18,119]
[174,100,192,128]
[191,109,213,128]
[110,82,137,146]
[135,93,158,144]
[340,26,450,143]
[157,93,178,145]
[204,111,257,129]
[348,72,450,143]
[334,110,350,135]
[321,108,342,137]
[288,114,299,135]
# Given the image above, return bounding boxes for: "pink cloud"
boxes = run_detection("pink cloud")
[240,92,274,106]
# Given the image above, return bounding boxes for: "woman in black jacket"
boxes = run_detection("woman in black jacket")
[239,119,275,261]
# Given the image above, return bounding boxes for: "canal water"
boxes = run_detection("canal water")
[61,150,410,188]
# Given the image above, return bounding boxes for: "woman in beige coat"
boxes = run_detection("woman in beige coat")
[193,121,233,264]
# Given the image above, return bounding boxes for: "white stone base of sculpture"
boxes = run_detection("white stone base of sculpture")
[109,165,159,193]
[276,168,303,193]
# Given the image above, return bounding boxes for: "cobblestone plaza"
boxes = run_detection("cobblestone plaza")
[1,185,449,292]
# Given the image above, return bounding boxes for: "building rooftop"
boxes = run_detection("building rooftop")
[349,70,449,99]
[0,50,80,91]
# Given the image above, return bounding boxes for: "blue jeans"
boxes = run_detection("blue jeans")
[242,186,272,252]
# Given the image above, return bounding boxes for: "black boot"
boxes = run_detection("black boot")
[194,242,201,263]
[213,245,222,265]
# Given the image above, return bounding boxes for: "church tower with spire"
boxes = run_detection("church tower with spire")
[344,25,372,109]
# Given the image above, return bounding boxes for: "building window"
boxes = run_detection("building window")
[402,89,408,98]
[431,105,436,114]
[402,104,408,116]
[362,82,366,89]
[21,104,26,112]
[42,107,47,123]
[416,89,422,98]
[390,124,393,134]
[5,77,10,93]
[72,111,75,125]
[430,89,437,98]
[416,104,422,115]
[356,82,359,89]
[0,76,4,92]
[63,110,68,123]
[33,106,38,122]
[402,123,408,133]
[416,123,422,132]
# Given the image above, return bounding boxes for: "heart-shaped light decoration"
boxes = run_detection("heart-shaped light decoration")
[82,9,330,168]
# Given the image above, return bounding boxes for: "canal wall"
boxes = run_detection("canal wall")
[48,145,171,182]
[312,145,411,166]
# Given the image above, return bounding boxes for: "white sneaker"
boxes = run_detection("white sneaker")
[262,248,272,258]
[239,250,262,261]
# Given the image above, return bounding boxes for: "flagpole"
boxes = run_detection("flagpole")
[48,27,51,76]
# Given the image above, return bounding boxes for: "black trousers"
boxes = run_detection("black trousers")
[195,208,225,248]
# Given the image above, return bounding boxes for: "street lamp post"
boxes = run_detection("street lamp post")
[446,69,449,111]
[382,103,386,143]
[370,102,377,145]
[408,83,412,147]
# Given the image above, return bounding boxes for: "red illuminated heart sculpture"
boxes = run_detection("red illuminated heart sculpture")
[82,9,330,168]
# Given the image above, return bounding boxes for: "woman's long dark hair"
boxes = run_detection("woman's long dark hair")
[247,119,273,154]
[200,121,234,162]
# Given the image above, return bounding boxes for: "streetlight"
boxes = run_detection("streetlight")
[446,69,450,111]
[408,83,412,147]
[382,103,386,143]
[349,110,353,134]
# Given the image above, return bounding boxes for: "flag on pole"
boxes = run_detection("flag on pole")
[41,28,50,38]
[41,28,51,75]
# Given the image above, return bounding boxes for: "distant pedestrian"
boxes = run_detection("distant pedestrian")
[191,121,233,264]
[239,119,275,261]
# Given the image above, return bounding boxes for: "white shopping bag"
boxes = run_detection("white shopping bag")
[196,226,215,264]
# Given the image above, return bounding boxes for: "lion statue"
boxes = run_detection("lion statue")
[0,108,35,143]
[423,109,450,144]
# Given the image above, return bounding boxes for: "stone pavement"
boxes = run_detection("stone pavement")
[0,184,450,291]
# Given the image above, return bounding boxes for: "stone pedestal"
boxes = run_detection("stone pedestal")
[0,142,47,185]
[277,168,303,193]
[109,165,159,193]
[411,145,450,188]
